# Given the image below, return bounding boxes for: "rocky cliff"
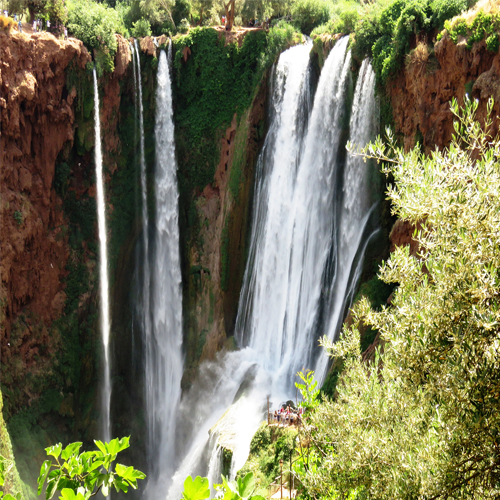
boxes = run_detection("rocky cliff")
[390,33,500,152]
[0,31,89,409]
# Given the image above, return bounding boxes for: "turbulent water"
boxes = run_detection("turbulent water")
[125,38,380,497]
[138,45,184,498]
[93,67,111,442]
[315,58,380,379]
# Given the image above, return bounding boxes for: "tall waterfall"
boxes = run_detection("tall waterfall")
[93,68,111,441]
[164,40,379,497]
[142,45,184,497]
[236,36,352,387]
[315,58,379,380]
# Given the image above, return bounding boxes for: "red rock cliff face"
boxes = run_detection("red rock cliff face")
[389,33,500,152]
[388,33,500,251]
[0,32,90,381]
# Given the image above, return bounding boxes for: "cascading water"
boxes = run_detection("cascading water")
[142,44,184,498]
[93,67,111,441]
[164,40,379,497]
[237,36,352,387]
[315,58,380,381]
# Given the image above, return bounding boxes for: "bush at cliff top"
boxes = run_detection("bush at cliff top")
[67,0,128,75]
[291,0,330,35]
[173,25,297,196]
[295,97,500,498]
[131,17,152,37]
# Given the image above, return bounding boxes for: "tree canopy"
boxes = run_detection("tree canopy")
[295,97,500,499]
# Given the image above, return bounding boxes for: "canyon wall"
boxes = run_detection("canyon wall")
[3,20,500,496]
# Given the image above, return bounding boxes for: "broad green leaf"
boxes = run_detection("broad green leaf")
[38,460,52,494]
[93,441,107,455]
[236,473,254,498]
[182,475,210,500]
[61,443,82,461]
[45,471,62,500]
[45,444,63,460]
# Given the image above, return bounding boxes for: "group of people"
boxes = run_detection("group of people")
[272,405,303,426]
[2,9,69,38]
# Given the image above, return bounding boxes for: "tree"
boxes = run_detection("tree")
[37,437,145,499]
[295,97,500,499]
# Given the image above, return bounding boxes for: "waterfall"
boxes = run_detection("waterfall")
[164,41,380,496]
[236,36,352,387]
[142,45,184,497]
[314,58,379,381]
[93,67,111,441]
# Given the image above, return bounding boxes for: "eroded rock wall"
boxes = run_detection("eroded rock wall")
[0,31,90,402]
[390,33,500,151]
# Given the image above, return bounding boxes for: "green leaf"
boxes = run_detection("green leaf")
[182,476,210,500]
[38,460,52,494]
[93,441,107,455]
[61,443,83,461]
[236,473,254,498]
[45,470,62,500]
[46,444,63,460]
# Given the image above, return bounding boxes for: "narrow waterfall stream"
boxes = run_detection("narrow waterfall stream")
[141,45,184,498]
[132,39,152,368]
[93,68,111,441]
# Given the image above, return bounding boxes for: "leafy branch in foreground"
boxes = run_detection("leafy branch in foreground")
[182,472,265,500]
[297,97,500,499]
[37,437,145,500]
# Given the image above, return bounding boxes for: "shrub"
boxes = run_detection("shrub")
[67,0,128,75]
[178,17,190,33]
[430,0,467,29]
[444,9,500,50]
[131,17,152,37]
[300,97,500,499]
[291,0,330,35]
[0,14,17,32]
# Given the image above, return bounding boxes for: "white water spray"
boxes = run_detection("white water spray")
[143,45,184,498]
[315,58,379,380]
[93,68,111,441]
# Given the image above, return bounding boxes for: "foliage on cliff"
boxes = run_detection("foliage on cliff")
[172,24,296,196]
[443,8,500,52]
[67,0,128,75]
[293,98,500,499]
[236,424,298,497]
[0,392,29,500]
[311,0,475,85]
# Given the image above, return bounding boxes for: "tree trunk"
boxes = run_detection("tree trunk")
[224,0,235,30]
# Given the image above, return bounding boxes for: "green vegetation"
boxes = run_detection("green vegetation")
[182,471,265,500]
[12,211,22,227]
[37,438,145,499]
[0,457,20,500]
[173,24,296,198]
[292,98,500,498]
[67,0,128,75]
[443,9,500,51]
[238,427,298,496]
[0,392,27,500]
